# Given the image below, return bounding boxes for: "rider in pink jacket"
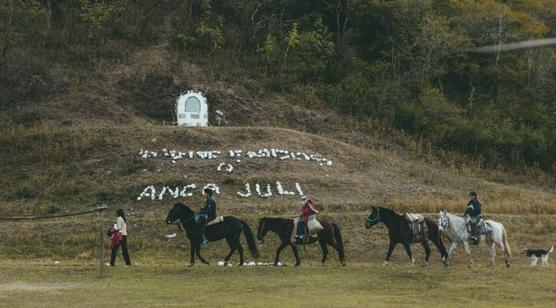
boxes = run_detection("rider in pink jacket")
[295,195,319,244]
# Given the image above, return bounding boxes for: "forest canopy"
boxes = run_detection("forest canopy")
[1,0,555,171]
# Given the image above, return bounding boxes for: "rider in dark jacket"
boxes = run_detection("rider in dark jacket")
[464,192,482,240]
[198,188,217,245]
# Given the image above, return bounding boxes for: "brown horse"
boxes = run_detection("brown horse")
[165,202,259,266]
[257,217,346,266]
[365,206,448,266]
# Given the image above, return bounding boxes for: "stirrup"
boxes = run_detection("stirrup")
[295,235,303,244]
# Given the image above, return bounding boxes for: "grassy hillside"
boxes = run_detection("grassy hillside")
[1,0,555,268]
[2,125,555,216]
[1,125,555,262]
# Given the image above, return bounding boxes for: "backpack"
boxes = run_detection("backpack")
[106,224,118,237]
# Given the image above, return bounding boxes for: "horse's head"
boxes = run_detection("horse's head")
[257,217,270,243]
[165,202,194,225]
[365,206,381,229]
[437,210,449,232]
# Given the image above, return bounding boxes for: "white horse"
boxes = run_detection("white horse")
[438,210,511,267]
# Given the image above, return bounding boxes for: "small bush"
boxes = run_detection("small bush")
[46,204,62,214]
[12,186,38,200]
[117,70,184,122]
[95,190,117,203]
[121,157,147,176]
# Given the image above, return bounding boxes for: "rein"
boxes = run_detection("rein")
[175,214,196,226]
[443,214,467,243]
[259,220,266,239]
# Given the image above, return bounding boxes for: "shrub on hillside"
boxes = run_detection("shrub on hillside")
[10,186,38,200]
[118,70,186,122]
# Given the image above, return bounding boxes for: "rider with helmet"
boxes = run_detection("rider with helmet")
[464,192,482,241]
[295,195,319,244]
[197,187,218,245]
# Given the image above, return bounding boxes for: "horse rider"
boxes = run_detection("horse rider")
[464,191,482,241]
[295,195,319,244]
[196,187,218,245]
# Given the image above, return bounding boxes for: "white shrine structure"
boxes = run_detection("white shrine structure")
[175,90,208,126]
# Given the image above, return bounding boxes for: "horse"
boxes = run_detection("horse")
[365,206,448,266]
[437,210,511,268]
[256,217,346,266]
[165,202,259,266]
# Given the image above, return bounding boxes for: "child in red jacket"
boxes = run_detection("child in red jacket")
[295,195,318,244]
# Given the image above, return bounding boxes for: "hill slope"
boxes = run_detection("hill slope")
[1,125,555,215]
[1,37,555,263]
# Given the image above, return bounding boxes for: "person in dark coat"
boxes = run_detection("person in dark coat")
[196,188,217,245]
[464,192,482,241]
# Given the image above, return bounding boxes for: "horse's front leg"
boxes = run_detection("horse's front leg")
[403,243,415,265]
[463,241,473,267]
[188,242,196,266]
[290,243,301,266]
[447,241,459,264]
[384,241,397,266]
[196,246,209,265]
[274,242,289,266]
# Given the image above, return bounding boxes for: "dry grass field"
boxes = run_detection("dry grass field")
[1,260,555,307]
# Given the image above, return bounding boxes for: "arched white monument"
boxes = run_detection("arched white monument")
[175,90,208,126]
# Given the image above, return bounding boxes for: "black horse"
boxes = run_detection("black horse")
[365,206,448,266]
[165,202,259,266]
[257,217,346,266]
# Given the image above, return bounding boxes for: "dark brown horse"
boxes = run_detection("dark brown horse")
[365,206,448,266]
[165,202,259,266]
[257,217,346,266]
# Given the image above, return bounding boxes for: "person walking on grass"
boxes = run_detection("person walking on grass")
[109,208,131,267]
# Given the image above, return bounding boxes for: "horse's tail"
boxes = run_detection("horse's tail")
[502,225,512,258]
[426,218,448,260]
[241,220,260,259]
[332,223,346,264]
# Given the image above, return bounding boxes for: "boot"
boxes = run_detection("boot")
[199,224,209,246]
[295,235,303,245]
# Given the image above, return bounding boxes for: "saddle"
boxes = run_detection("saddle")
[205,216,224,227]
[469,219,491,236]
[405,213,427,242]
[291,216,323,243]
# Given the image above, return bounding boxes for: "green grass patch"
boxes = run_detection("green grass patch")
[0,261,554,307]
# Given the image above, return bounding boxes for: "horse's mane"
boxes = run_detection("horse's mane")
[175,202,195,216]
[378,207,404,219]
[445,211,464,221]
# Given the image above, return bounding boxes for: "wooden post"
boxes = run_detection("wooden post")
[99,208,105,277]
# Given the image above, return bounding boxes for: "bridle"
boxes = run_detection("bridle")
[366,208,381,225]
[440,212,466,242]
[439,214,451,231]
[168,208,196,226]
